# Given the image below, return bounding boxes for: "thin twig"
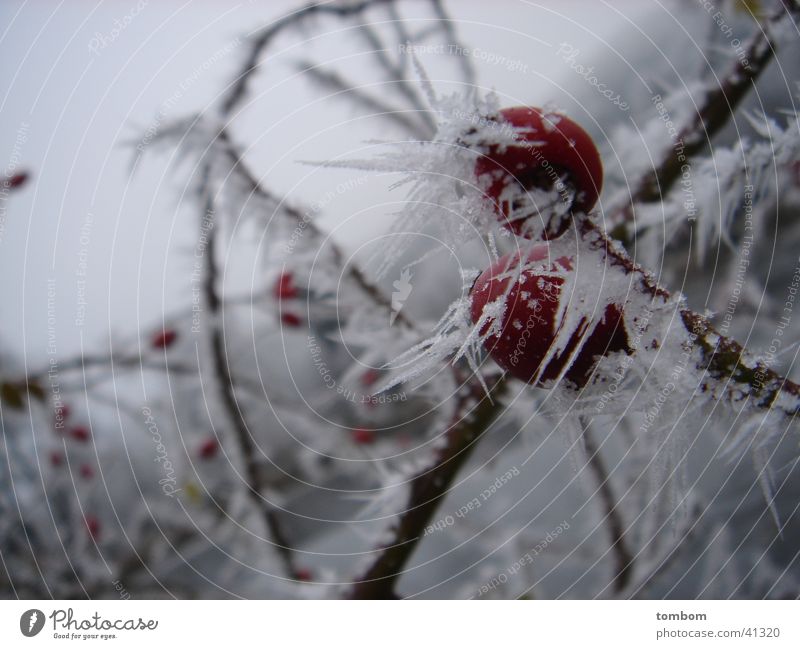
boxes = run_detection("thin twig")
[355,15,437,135]
[430,0,476,88]
[200,186,306,579]
[295,60,431,139]
[349,373,506,598]
[222,0,474,118]
[609,2,799,240]
[223,0,397,116]
[580,417,634,592]
[216,129,418,331]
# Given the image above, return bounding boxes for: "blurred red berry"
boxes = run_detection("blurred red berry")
[4,171,29,190]
[295,568,313,581]
[360,369,380,387]
[198,438,219,460]
[281,312,302,328]
[54,404,71,421]
[80,464,94,480]
[351,428,375,445]
[71,426,90,442]
[152,329,178,349]
[273,271,298,299]
[49,451,63,467]
[85,515,101,541]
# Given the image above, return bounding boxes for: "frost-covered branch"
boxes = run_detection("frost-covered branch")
[294,61,432,139]
[213,98,510,599]
[198,175,306,579]
[680,310,800,415]
[610,0,800,239]
[221,0,474,120]
[579,216,800,418]
[25,349,196,386]
[350,373,506,598]
[581,418,634,592]
[193,0,478,579]
[214,129,418,331]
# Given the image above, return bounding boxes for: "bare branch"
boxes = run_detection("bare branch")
[223,0,407,116]
[354,16,437,135]
[294,60,431,139]
[198,189,304,580]
[430,0,476,88]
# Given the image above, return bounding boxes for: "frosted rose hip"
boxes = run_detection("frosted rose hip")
[469,245,628,386]
[475,107,603,239]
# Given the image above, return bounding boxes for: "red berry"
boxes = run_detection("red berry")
[79,464,94,480]
[273,271,298,299]
[295,568,313,581]
[152,329,177,349]
[85,515,101,541]
[4,172,29,190]
[281,312,302,328]
[49,451,63,467]
[351,428,375,444]
[469,245,629,387]
[360,369,380,387]
[54,404,71,421]
[70,426,90,442]
[198,438,219,459]
[475,106,603,239]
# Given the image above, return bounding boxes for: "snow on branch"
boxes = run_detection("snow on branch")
[608,0,800,240]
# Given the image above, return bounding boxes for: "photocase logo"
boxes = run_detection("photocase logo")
[390,267,413,326]
[20,609,45,637]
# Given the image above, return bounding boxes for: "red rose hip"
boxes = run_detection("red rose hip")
[280,312,302,328]
[198,438,219,459]
[273,271,298,299]
[351,428,375,445]
[469,245,629,387]
[70,426,90,442]
[4,172,29,190]
[85,515,101,541]
[152,329,177,349]
[475,107,603,239]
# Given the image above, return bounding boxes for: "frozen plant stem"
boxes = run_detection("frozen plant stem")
[349,375,506,599]
[580,418,633,592]
[221,0,471,119]
[216,129,417,331]
[294,62,432,139]
[201,191,302,580]
[579,216,800,417]
[611,0,800,238]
